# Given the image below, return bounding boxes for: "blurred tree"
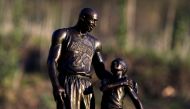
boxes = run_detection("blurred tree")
[172,0,190,58]
[117,0,127,49]
[162,0,177,52]
[0,0,25,107]
[125,0,136,51]
[117,0,137,52]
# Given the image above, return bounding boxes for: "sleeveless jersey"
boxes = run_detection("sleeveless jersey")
[58,29,97,77]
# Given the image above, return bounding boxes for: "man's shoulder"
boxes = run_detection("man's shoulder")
[87,34,101,50]
[52,28,70,42]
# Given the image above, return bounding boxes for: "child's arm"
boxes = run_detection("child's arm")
[128,80,138,94]
[126,87,144,109]
[100,77,128,91]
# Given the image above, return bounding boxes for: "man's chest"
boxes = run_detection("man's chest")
[67,35,95,56]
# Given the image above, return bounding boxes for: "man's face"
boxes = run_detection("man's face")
[83,14,98,32]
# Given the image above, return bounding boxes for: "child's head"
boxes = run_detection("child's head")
[111,58,128,78]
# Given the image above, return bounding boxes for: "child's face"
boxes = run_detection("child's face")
[111,59,127,78]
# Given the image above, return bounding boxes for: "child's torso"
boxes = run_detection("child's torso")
[102,87,125,109]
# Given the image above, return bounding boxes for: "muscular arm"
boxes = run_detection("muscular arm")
[100,77,128,91]
[47,29,67,90]
[126,87,144,109]
[92,41,111,80]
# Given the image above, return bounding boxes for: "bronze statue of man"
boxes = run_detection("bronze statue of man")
[47,8,110,109]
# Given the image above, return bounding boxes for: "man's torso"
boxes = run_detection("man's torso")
[57,28,97,76]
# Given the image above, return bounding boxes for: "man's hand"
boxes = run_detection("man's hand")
[53,86,65,103]
[117,77,129,86]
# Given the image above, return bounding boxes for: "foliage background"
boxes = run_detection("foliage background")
[0,0,190,109]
